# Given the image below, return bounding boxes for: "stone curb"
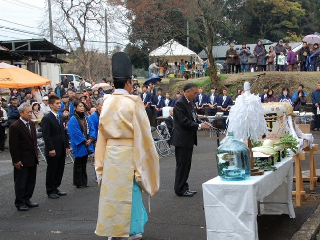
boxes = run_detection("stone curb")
[291,203,320,240]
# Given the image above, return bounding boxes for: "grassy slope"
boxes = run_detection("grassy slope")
[167,72,319,102]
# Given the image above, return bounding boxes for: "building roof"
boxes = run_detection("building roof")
[198,42,303,61]
[0,38,68,55]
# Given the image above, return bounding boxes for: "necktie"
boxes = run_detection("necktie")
[26,122,31,134]
[56,114,61,124]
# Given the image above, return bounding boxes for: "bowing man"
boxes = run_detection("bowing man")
[163,91,173,107]
[152,87,165,118]
[194,86,207,115]
[141,85,152,122]
[219,87,233,130]
[171,91,181,107]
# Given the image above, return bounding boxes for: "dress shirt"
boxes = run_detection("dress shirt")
[114,89,129,94]
[20,117,31,132]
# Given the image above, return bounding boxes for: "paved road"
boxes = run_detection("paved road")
[0,131,319,240]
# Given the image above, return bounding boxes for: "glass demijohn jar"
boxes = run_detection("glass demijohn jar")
[217,132,251,180]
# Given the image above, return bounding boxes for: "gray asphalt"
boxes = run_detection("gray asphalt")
[0,130,319,240]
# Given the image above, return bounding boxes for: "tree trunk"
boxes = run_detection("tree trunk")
[206,47,219,87]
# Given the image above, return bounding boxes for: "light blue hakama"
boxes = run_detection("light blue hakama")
[129,180,148,235]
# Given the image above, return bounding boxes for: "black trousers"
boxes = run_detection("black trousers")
[46,153,66,195]
[174,147,194,195]
[73,155,88,187]
[0,125,5,150]
[227,64,234,73]
[14,164,37,206]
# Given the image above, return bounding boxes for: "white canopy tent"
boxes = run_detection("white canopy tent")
[149,39,204,65]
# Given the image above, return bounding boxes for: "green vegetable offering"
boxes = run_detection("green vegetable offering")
[273,134,299,154]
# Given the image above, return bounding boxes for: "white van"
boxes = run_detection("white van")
[60,74,91,90]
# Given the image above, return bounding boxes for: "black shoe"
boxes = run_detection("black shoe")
[16,205,29,211]
[48,193,60,199]
[180,191,193,197]
[56,191,67,196]
[84,185,90,188]
[188,190,197,194]
[76,185,85,188]
[25,200,39,208]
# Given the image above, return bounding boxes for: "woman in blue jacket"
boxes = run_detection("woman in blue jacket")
[68,100,95,188]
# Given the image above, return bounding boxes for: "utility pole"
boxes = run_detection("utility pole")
[105,9,108,56]
[187,21,189,49]
[105,8,110,79]
[48,0,53,43]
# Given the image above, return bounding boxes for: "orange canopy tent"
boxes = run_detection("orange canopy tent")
[0,62,51,88]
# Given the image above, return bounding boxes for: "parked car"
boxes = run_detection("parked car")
[60,74,91,90]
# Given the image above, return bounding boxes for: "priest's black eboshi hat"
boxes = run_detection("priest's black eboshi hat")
[112,52,132,81]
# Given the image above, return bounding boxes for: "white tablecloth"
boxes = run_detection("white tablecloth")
[202,157,295,240]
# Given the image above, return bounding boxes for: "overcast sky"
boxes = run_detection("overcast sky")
[0,0,127,52]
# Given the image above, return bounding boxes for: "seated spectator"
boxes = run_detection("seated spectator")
[264,89,277,103]
[292,84,308,101]
[9,88,21,104]
[31,102,44,121]
[32,86,46,103]
[278,86,293,106]
[294,90,307,112]
[40,96,51,115]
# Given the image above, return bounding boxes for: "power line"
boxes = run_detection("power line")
[15,0,44,10]
[0,29,43,38]
[0,34,23,40]
[0,25,43,37]
[0,18,36,29]
[3,0,43,11]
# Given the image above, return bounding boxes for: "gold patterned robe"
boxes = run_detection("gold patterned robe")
[95,92,160,237]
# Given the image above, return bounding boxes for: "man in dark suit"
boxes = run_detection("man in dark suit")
[41,95,70,199]
[171,83,211,197]
[9,103,39,211]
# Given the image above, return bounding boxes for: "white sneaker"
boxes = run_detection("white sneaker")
[128,233,142,240]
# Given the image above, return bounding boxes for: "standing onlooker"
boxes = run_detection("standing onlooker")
[222,60,228,74]
[79,77,85,93]
[153,88,165,118]
[59,94,74,116]
[239,42,251,73]
[9,103,38,211]
[194,86,207,115]
[40,96,51,115]
[90,90,101,107]
[253,40,265,71]
[141,85,152,122]
[266,46,275,71]
[148,62,159,77]
[310,43,320,71]
[68,100,95,188]
[294,90,307,112]
[62,75,70,90]
[207,86,219,116]
[312,83,320,131]
[299,42,311,71]
[32,86,45,103]
[219,88,233,129]
[226,44,236,74]
[292,84,308,101]
[41,95,70,199]
[278,86,293,106]
[286,46,296,72]
[0,102,7,152]
[54,83,64,98]
[275,39,287,71]
[234,48,241,73]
